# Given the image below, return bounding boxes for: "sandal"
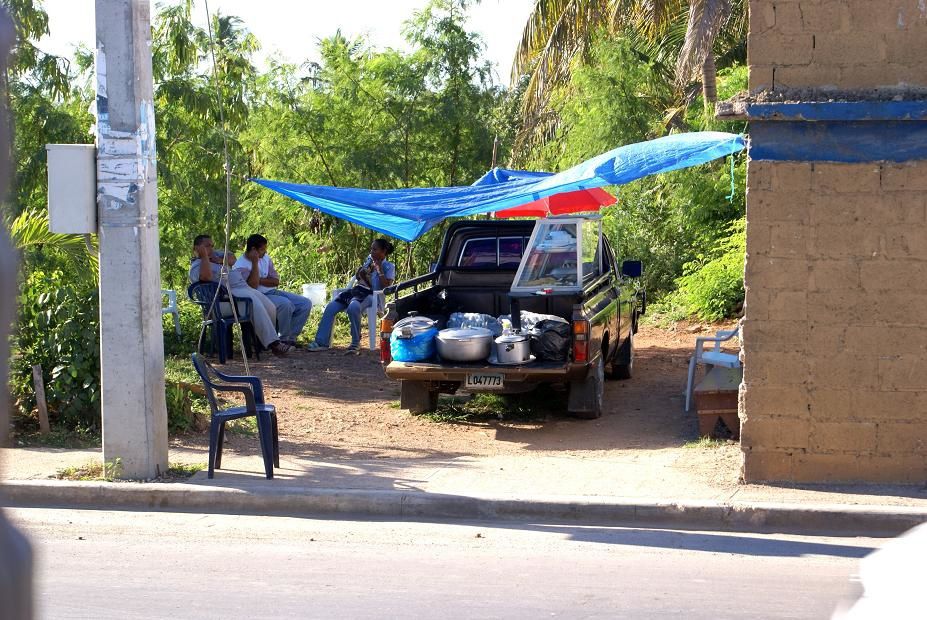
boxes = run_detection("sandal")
[344,343,360,356]
[270,341,293,356]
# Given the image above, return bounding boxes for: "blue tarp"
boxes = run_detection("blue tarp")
[251,131,745,242]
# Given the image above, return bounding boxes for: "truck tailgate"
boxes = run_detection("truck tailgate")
[385,359,582,383]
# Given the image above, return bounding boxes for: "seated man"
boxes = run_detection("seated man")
[234,234,311,347]
[189,234,291,356]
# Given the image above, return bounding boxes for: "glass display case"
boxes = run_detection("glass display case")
[511,215,603,293]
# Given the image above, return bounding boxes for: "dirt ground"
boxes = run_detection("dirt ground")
[178,321,743,488]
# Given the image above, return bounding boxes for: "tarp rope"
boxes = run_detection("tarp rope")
[203,0,250,375]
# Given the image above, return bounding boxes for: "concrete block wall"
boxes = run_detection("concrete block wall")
[749,0,927,92]
[742,160,927,481]
[743,0,927,482]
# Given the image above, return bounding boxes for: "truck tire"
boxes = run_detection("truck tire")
[400,381,438,414]
[567,356,604,419]
[606,330,633,380]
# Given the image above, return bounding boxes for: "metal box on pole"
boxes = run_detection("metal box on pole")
[46,143,97,234]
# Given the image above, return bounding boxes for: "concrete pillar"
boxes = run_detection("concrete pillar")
[95,0,168,479]
[0,5,34,616]
[723,0,927,483]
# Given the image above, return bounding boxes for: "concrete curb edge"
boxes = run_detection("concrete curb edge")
[2,480,926,535]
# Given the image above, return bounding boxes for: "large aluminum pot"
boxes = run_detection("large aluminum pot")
[494,332,531,364]
[436,327,493,362]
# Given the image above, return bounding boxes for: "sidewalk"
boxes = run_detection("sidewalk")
[3,445,926,536]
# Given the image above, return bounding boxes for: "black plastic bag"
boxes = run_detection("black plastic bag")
[530,319,571,361]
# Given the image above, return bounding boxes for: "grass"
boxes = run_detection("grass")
[55,459,205,481]
[641,293,689,329]
[55,458,123,481]
[418,391,554,424]
[12,426,100,449]
[683,437,732,449]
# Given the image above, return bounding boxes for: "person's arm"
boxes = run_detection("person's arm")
[197,246,213,282]
[243,248,261,289]
[260,256,280,288]
[375,260,395,288]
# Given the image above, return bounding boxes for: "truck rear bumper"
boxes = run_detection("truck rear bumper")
[384,359,588,384]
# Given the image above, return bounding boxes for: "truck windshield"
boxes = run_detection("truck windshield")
[513,222,579,288]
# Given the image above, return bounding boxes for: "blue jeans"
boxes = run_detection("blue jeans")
[264,289,312,342]
[313,296,374,347]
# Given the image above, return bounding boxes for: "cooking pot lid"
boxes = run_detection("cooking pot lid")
[437,327,492,341]
[495,332,528,343]
[394,315,437,332]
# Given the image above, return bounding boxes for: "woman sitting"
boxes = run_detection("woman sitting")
[307,238,396,354]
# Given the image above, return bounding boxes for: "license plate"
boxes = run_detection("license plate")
[465,373,504,390]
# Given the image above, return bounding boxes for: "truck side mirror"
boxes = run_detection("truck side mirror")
[621,260,642,278]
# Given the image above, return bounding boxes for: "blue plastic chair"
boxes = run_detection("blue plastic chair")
[191,354,279,479]
[187,281,260,363]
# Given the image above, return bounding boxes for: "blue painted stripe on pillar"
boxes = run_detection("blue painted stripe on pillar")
[750,121,927,162]
[745,101,927,122]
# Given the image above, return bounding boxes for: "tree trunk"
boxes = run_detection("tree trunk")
[701,54,718,108]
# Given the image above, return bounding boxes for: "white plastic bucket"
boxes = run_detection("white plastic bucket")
[302,283,327,308]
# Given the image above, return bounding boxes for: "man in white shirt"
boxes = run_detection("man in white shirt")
[233,234,311,347]
[189,234,291,356]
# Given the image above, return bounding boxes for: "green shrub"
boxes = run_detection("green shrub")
[164,355,210,433]
[12,269,101,431]
[674,218,745,321]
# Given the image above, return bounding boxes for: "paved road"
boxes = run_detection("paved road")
[7,508,880,619]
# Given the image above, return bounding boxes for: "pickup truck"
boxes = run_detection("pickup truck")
[380,216,644,419]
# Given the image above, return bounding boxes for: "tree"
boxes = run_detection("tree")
[511,0,745,149]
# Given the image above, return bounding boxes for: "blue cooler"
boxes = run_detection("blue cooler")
[390,314,439,362]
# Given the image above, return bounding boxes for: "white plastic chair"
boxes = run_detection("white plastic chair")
[162,289,181,337]
[330,277,386,351]
[685,321,742,412]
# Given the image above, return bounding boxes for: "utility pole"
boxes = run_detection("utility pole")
[95,0,168,478]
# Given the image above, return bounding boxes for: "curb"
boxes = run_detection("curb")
[3,480,926,536]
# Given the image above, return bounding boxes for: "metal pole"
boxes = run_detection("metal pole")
[95,0,168,479]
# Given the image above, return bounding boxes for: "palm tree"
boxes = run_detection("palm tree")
[512,0,745,142]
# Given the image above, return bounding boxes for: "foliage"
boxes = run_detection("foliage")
[9,208,97,267]
[55,458,123,481]
[521,35,747,303]
[164,354,210,433]
[422,390,557,424]
[54,458,204,480]
[11,268,100,430]
[510,0,747,151]
[674,216,745,321]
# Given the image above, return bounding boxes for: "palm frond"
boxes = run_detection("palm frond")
[513,0,607,152]
[9,209,98,265]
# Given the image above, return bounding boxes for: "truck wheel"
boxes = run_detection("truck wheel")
[400,381,438,414]
[567,356,604,419]
[606,331,633,380]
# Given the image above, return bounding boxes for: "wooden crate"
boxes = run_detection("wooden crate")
[693,366,742,440]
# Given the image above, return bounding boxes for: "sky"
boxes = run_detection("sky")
[39,0,536,84]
